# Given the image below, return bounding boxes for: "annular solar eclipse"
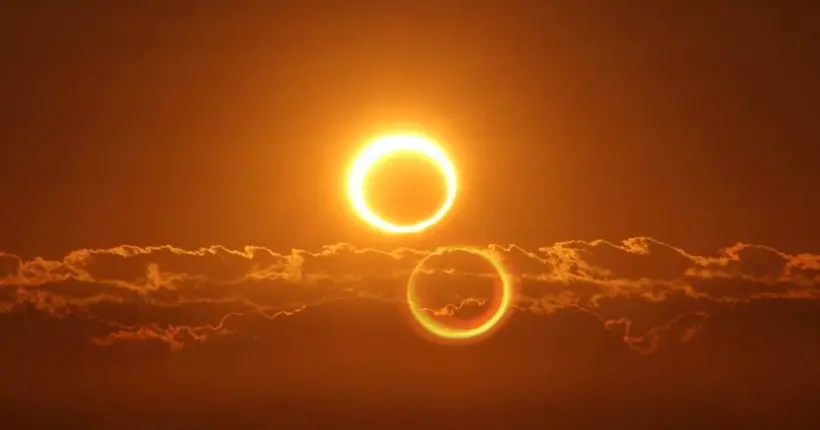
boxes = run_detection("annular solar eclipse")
[346,132,515,342]
[347,133,458,234]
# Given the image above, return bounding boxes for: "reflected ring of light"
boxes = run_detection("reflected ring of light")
[347,134,457,234]
[405,246,516,341]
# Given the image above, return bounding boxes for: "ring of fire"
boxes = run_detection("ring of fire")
[406,246,517,341]
[347,133,457,234]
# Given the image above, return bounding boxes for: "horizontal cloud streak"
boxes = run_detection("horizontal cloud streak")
[1,237,818,353]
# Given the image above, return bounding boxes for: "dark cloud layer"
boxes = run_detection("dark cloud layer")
[1,238,820,427]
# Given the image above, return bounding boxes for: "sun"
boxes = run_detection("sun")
[346,133,457,234]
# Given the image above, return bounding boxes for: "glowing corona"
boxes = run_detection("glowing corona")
[347,133,457,234]
[405,246,517,341]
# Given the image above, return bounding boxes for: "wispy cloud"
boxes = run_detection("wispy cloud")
[1,237,818,353]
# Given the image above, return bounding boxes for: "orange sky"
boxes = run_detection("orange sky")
[1,2,819,428]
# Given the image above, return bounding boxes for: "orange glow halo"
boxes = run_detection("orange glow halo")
[405,246,518,343]
[346,133,458,234]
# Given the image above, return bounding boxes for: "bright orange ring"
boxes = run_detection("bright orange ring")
[405,246,517,341]
[346,133,457,234]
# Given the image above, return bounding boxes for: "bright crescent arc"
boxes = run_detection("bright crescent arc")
[347,134,458,234]
[406,246,517,341]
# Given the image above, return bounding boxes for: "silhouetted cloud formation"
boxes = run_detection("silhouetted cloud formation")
[1,237,818,353]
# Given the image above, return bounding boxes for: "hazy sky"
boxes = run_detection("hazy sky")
[1,2,819,428]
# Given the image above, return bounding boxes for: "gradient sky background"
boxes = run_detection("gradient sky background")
[2,2,819,428]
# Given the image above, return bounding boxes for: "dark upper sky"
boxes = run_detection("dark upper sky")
[1,2,819,428]
[3,1,819,256]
